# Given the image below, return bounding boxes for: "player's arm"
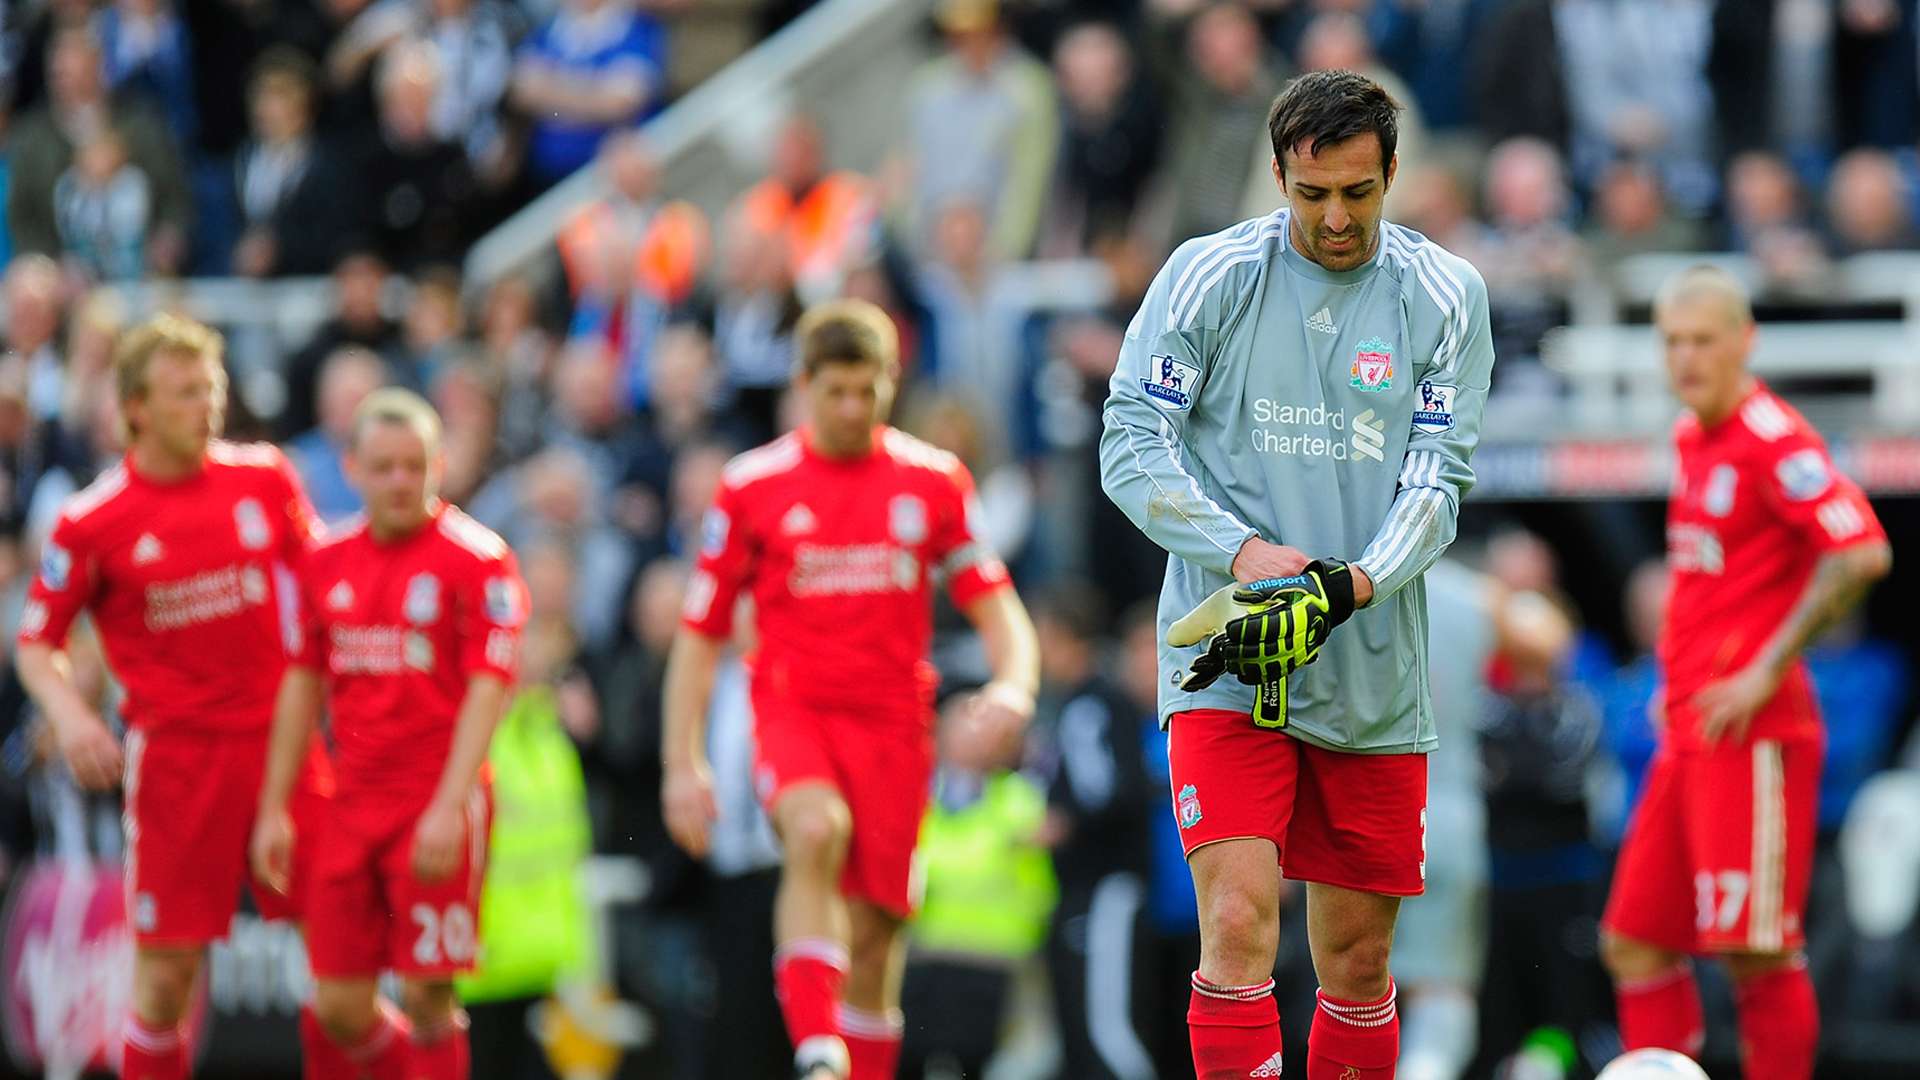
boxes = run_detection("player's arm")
[956,586,1041,767]
[1696,454,1892,742]
[1352,260,1496,606]
[660,481,754,858]
[251,664,324,893]
[412,671,512,882]
[14,525,119,789]
[1097,239,1266,578]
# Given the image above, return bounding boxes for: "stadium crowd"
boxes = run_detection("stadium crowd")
[1,0,1919,1076]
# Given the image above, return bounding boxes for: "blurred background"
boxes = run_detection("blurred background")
[1,0,1919,1076]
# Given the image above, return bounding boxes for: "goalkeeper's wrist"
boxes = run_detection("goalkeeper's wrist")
[1351,564,1375,608]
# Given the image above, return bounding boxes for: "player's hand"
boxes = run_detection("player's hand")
[250,808,296,896]
[1692,664,1781,745]
[1169,561,1357,690]
[662,762,718,859]
[410,802,465,884]
[53,711,123,791]
[1231,537,1310,584]
[949,682,1035,770]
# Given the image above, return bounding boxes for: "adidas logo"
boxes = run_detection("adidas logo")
[1251,1052,1285,1076]
[131,533,165,566]
[781,503,818,536]
[1307,307,1338,335]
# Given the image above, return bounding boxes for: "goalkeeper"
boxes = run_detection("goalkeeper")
[1098,70,1494,1080]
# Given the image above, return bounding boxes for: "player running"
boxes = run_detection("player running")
[1099,70,1494,1080]
[251,388,526,1080]
[660,298,1040,1080]
[1599,267,1890,1079]
[13,314,332,1080]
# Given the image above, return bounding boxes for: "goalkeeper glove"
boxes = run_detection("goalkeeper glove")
[1167,560,1357,727]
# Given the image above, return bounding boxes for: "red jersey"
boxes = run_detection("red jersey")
[294,504,526,804]
[18,442,321,733]
[1661,383,1885,749]
[683,427,1011,711]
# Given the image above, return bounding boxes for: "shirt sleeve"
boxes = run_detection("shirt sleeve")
[932,462,1012,609]
[270,447,324,565]
[1354,260,1495,603]
[15,515,98,649]
[681,479,754,640]
[458,548,528,683]
[288,562,325,669]
[1757,434,1887,552]
[1097,238,1260,576]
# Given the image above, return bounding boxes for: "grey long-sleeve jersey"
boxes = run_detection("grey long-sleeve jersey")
[1099,209,1494,752]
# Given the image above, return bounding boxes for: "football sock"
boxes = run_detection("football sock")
[1189,973,1284,1079]
[1308,980,1399,1080]
[343,1000,413,1080]
[412,1008,471,1080]
[121,1015,185,1080]
[1614,962,1705,1055]
[777,938,850,1077]
[1735,963,1817,1080]
[838,1004,903,1080]
[298,1006,356,1080]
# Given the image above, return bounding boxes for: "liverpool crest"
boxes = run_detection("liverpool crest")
[1350,337,1394,392]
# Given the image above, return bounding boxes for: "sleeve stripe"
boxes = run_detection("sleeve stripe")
[1384,230,1467,376]
[1103,404,1246,557]
[1360,488,1447,585]
[1174,217,1288,329]
[940,541,998,578]
[1168,214,1275,322]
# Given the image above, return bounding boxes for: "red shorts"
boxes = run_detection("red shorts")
[1167,709,1429,896]
[305,785,492,979]
[1602,739,1820,953]
[123,726,333,946]
[752,695,934,918]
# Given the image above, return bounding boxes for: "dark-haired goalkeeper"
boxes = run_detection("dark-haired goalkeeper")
[1099,70,1494,1080]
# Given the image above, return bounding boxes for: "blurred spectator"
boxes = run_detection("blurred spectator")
[1462,138,1582,375]
[430,357,502,507]
[914,198,1036,462]
[1469,0,1568,150]
[229,48,350,278]
[1039,21,1161,257]
[3,255,67,425]
[394,265,466,389]
[1832,0,1920,150]
[904,393,1032,564]
[1029,584,1160,1080]
[277,248,401,438]
[511,0,667,189]
[894,0,1058,260]
[1706,0,1834,165]
[1158,1,1279,245]
[1825,147,1916,252]
[94,0,196,148]
[1392,163,1482,252]
[327,0,519,171]
[1473,590,1611,1073]
[1723,150,1832,294]
[1289,11,1427,219]
[6,24,189,275]
[696,211,801,441]
[1592,559,1667,840]
[538,338,653,527]
[52,129,150,282]
[358,40,478,270]
[898,689,1055,1079]
[288,346,386,524]
[1555,0,1717,211]
[477,273,559,464]
[556,132,708,410]
[1371,0,1504,131]
[1581,159,1703,271]
[732,113,876,303]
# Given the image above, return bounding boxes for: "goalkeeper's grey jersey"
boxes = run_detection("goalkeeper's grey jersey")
[1099,208,1494,753]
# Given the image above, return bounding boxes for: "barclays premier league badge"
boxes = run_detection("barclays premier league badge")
[1143,353,1199,410]
[1411,380,1456,434]
[1350,338,1394,392]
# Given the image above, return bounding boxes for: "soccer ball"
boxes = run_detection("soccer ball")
[1595,1049,1711,1080]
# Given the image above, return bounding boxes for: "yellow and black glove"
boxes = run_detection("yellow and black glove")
[1166,560,1358,728]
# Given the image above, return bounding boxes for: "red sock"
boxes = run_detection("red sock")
[1615,963,1705,1055]
[1735,963,1818,1080]
[413,1009,471,1080]
[298,1006,356,1080]
[775,938,850,1074]
[341,1000,413,1080]
[838,1004,903,1080]
[1189,973,1284,1079]
[121,1016,185,1080]
[1308,980,1399,1080]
